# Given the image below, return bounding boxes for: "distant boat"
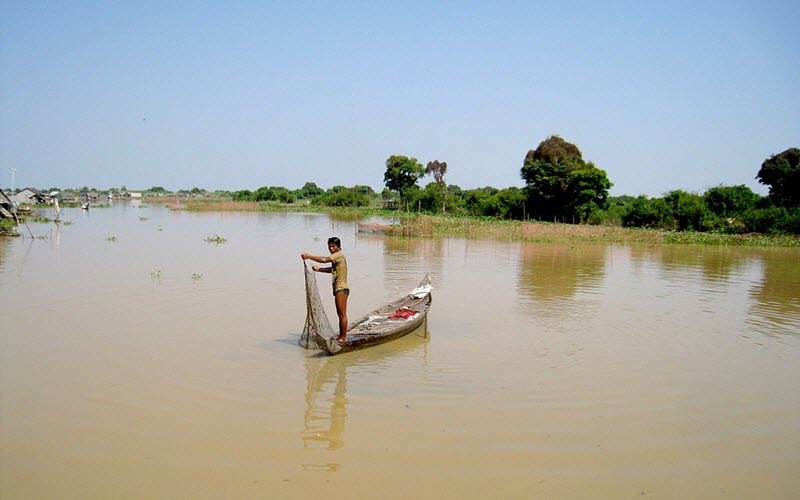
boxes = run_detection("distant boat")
[81,202,89,210]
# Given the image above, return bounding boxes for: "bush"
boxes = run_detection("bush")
[314,186,369,207]
[704,185,760,217]
[741,206,800,234]
[251,186,295,203]
[622,196,673,229]
[232,190,253,201]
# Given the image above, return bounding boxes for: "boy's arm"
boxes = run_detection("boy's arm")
[301,253,333,264]
[301,253,333,272]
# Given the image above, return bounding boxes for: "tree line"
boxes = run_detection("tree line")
[376,136,799,235]
[49,136,800,235]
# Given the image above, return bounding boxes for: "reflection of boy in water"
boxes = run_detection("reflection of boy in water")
[301,237,349,343]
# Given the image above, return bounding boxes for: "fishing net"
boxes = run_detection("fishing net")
[300,263,336,349]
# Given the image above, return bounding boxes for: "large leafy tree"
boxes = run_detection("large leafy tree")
[757,148,800,207]
[384,155,424,208]
[520,136,612,223]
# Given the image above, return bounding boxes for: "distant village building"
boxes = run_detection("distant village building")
[12,188,49,205]
[60,193,79,203]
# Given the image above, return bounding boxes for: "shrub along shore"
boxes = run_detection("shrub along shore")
[169,199,800,247]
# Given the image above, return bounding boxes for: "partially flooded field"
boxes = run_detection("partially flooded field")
[1,203,799,498]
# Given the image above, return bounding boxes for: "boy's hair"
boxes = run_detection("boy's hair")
[328,237,341,248]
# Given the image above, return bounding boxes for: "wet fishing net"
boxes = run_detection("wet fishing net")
[300,263,335,349]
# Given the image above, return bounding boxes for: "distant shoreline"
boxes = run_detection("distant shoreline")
[163,198,800,248]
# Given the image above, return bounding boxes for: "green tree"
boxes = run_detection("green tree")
[252,186,295,203]
[741,206,800,234]
[425,160,448,213]
[493,187,526,219]
[463,187,498,216]
[232,189,253,201]
[704,184,760,217]
[520,136,612,223]
[664,190,710,231]
[314,186,369,207]
[445,184,466,214]
[149,186,167,193]
[621,196,673,229]
[353,185,376,196]
[567,165,613,222]
[384,155,424,209]
[253,186,275,201]
[410,182,445,213]
[271,186,296,203]
[297,182,324,199]
[756,148,800,207]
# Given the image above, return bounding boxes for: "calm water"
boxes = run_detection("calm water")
[2,203,799,499]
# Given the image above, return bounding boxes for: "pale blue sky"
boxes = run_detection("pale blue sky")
[2,1,798,196]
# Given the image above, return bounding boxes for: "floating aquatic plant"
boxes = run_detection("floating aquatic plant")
[204,234,227,244]
[150,270,161,280]
[105,236,117,242]
[192,273,203,280]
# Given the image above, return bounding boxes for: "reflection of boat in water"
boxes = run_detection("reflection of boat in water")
[300,330,429,458]
[301,265,432,355]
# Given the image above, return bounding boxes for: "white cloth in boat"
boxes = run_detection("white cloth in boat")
[409,284,432,298]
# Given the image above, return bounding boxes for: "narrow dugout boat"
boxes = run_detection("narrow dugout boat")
[300,264,432,356]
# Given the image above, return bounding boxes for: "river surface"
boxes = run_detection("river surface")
[1,203,799,499]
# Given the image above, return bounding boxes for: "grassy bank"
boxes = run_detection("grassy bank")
[395,215,800,247]
[172,199,800,247]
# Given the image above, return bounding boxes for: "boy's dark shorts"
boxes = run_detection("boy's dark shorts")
[334,288,350,296]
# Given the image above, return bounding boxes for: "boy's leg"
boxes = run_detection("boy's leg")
[334,291,348,341]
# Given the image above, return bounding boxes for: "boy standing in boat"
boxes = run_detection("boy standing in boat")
[301,237,349,343]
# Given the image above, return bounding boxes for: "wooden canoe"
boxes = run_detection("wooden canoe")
[315,276,432,355]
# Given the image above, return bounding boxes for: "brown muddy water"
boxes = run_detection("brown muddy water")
[1,204,799,499]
